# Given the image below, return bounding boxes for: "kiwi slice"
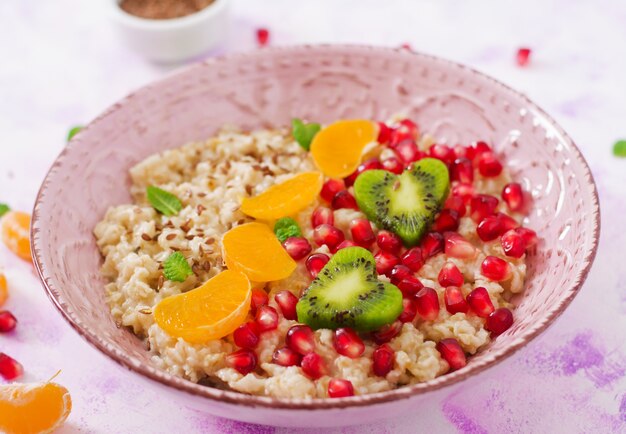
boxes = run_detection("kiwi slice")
[296,247,403,332]
[354,158,450,247]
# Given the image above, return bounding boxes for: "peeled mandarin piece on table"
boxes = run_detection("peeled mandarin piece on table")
[1,211,31,261]
[0,382,72,434]
[154,270,251,344]
[310,120,377,178]
[240,172,323,220]
[222,222,297,282]
[0,272,7,306]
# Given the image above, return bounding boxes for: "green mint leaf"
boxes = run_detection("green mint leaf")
[147,186,182,216]
[0,203,10,218]
[274,217,302,243]
[613,139,626,157]
[292,118,321,151]
[67,125,84,142]
[163,252,193,282]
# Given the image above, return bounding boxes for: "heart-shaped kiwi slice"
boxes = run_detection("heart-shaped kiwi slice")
[354,158,450,247]
[296,247,403,332]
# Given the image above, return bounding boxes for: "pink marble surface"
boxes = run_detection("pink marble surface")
[0,0,624,432]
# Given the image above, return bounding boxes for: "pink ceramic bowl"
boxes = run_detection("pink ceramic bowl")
[31,45,600,427]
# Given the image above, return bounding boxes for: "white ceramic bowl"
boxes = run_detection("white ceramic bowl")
[107,0,230,63]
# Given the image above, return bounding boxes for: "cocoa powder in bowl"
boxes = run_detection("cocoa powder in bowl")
[119,0,215,20]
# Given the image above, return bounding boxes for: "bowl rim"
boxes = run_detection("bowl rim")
[31,44,601,410]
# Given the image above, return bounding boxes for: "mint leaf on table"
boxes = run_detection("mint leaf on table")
[274,217,302,243]
[67,125,84,142]
[163,252,193,282]
[613,140,626,157]
[147,186,182,216]
[292,118,321,151]
[0,203,10,218]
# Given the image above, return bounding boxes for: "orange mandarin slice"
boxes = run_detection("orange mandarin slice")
[0,381,72,434]
[310,119,377,178]
[222,222,296,282]
[0,272,7,307]
[1,211,31,262]
[154,270,251,344]
[240,172,323,220]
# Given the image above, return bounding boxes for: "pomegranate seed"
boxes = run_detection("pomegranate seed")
[381,157,404,174]
[476,215,504,241]
[478,152,503,177]
[421,232,444,258]
[398,297,418,323]
[286,325,316,355]
[453,145,469,159]
[429,144,455,165]
[344,159,382,187]
[431,209,460,232]
[389,265,412,285]
[301,353,328,379]
[350,218,375,247]
[321,179,345,203]
[226,349,257,375]
[0,353,23,380]
[328,378,354,398]
[377,122,392,145]
[516,227,538,247]
[415,287,440,321]
[313,224,345,250]
[233,321,260,349]
[401,247,424,272]
[332,190,358,210]
[389,119,419,147]
[467,287,494,318]
[376,230,403,254]
[250,288,268,314]
[333,328,365,358]
[470,194,499,222]
[436,339,466,371]
[336,240,358,250]
[306,253,330,278]
[444,286,469,314]
[272,347,301,367]
[374,251,400,276]
[275,290,299,320]
[282,237,312,260]
[501,229,527,258]
[468,141,492,163]
[438,262,464,287]
[452,183,475,205]
[516,47,531,67]
[396,276,424,297]
[444,232,476,259]
[255,305,279,332]
[397,119,419,137]
[444,195,466,217]
[256,28,270,47]
[486,308,514,335]
[0,311,17,332]
[496,212,519,232]
[481,256,511,281]
[372,344,395,376]
[371,321,402,344]
[311,206,334,227]
[501,182,524,212]
[395,140,421,164]
[451,158,474,184]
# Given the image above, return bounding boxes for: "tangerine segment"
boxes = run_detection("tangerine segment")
[310,120,377,178]
[240,172,324,220]
[0,272,7,306]
[223,222,296,282]
[155,270,251,344]
[1,211,31,261]
[0,382,72,434]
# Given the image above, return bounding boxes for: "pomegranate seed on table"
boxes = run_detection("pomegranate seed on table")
[516,47,531,67]
[396,276,424,297]
[301,353,328,379]
[381,156,404,174]
[233,321,260,349]
[476,215,504,241]
[286,325,316,355]
[333,328,365,358]
[377,122,392,145]
[415,287,440,321]
[470,194,499,222]
[438,262,464,287]
[331,190,359,210]
[451,183,475,205]
[436,339,466,371]
[320,179,345,203]
[486,307,514,335]
[389,119,419,147]
[401,247,424,272]
[336,240,358,250]
[516,227,538,247]
[478,153,503,177]
[275,290,299,320]
[371,321,402,344]
[272,347,301,367]
[496,212,519,232]
[468,141,492,163]
[431,209,460,232]
[372,344,395,377]
[282,237,312,260]
[466,287,495,318]
[501,229,527,258]
[394,140,421,164]
[311,206,334,227]
[250,288,269,314]
[0,353,23,380]
[376,230,403,254]
[502,182,524,212]
[481,256,511,281]
[306,253,330,278]
[451,158,474,184]
[256,28,270,47]
[313,224,345,250]
[421,232,444,258]
[328,378,355,398]
[398,298,418,323]
[444,232,477,259]
[0,310,17,332]
[429,144,456,165]
[444,195,467,217]
[374,251,400,276]
[350,218,375,247]
[444,286,469,314]
[389,264,412,285]
[255,305,279,332]
[226,349,257,375]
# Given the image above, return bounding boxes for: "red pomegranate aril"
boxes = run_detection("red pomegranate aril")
[478,153,503,177]
[381,156,404,174]
[301,353,328,379]
[452,183,475,205]
[371,321,402,344]
[0,311,17,332]
[396,276,424,297]
[374,251,400,277]
[345,159,382,187]
[429,144,455,165]
[516,227,538,247]
[350,218,375,247]
[444,232,477,259]
[256,27,270,46]
[376,230,403,254]
[516,47,531,67]
[333,328,365,358]
[394,140,421,164]
[312,206,334,227]
[313,224,345,250]
[466,287,495,318]
[286,325,316,355]
[306,253,330,278]
[377,122,392,145]
[501,229,527,258]
[444,195,466,217]
[470,194,499,222]
[496,212,519,232]
[481,256,511,281]
[502,182,524,212]
[431,209,460,232]
[250,288,269,314]
[0,353,23,380]
[389,265,412,285]
[486,307,514,335]
[451,158,474,184]
[436,339,466,371]
[476,215,504,241]
[336,240,358,250]
[399,298,418,323]
[444,286,469,314]
[421,232,444,258]
[321,179,345,203]
[469,141,492,163]
[255,305,279,332]
[415,287,440,321]
[282,237,312,260]
[234,321,260,349]
[275,290,299,320]
[226,349,257,375]
[328,378,355,398]
[332,190,359,210]
[272,347,301,367]
[401,247,424,272]
[389,119,419,147]
[438,262,464,287]
[372,344,395,377]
